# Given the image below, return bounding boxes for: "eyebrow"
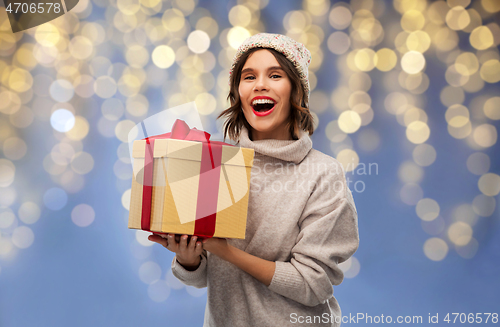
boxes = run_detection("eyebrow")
[241,66,284,74]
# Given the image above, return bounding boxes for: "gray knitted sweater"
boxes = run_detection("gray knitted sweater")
[171,125,359,327]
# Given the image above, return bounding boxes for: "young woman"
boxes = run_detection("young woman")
[149,33,359,326]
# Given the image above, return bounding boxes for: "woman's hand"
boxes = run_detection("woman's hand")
[148,233,203,270]
[201,237,229,258]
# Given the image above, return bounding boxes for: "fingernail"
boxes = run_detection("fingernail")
[193,236,197,241]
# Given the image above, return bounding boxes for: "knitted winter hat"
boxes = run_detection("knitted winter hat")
[229,33,312,104]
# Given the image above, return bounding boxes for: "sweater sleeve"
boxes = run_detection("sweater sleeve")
[171,249,208,289]
[268,161,360,306]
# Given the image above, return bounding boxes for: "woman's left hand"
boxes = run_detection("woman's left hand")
[202,237,229,258]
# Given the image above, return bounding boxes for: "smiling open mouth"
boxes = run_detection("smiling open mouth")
[252,102,275,112]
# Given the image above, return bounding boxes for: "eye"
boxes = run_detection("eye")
[271,74,282,79]
[243,75,255,80]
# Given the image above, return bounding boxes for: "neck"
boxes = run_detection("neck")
[249,128,295,141]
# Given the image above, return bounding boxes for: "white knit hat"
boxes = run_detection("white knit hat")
[229,33,312,103]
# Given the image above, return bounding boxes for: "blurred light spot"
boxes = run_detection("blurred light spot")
[117,0,140,15]
[0,159,15,188]
[34,23,60,46]
[339,256,360,278]
[440,85,465,106]
[354,48,376,71]
[0,237,13,257]
[126,45,149,68]
[406,121,430,144]
[139,261,162,284]
[69,36,93,60]
[421,216,446,236]
[8,68,33,93]
[165,269,185,289]
[162,8,185,32]
[384,92,408,115]
[472,194,495,217]
[66,116,89,141]
[228,5,252,27]
[448,222,473,246]
[43,187,68,211]
[412,144,436,167]
[136,230,154,247]
[71,152,94,175]
[479,59,500,83]
[89,57,112,77]
[478,173,500,196]
[195,93,216,115]
[152,45,175,69]
[400,183,423,205]
[445,6,470,31]
[423,238,448,261]
[338,111,361,133]
[101,98,125,121]
[187,30,211,54]
[455,52,479,76]
[473,123,497,147]
[148,280,171,302]
[0,210,15,229]
[186,285,206,297]
[448,121,471,139]
[94,76,117,98]
[51,109,75,132]
[0,91,21,115]
[336,149,359,172]
[433,27,459,52]
[49,79,75,102]
[401,10,425,32]
[445,104,469,127]
[375,48,397,72]
[455,237,479,259]
[401,51,425,74]
[115,120,137,143]
[71,203,95,227]
[348,72,371,92]
[74,75,95,98]
[453,204,479,226]
[406,31,431,53]
[227,26,251,49]
[470,26,494,50]
[327,32,350,55]
[466,152,490,175]
[325,120,347,143]
[445,65,469,86]
[483,97,500,120]
[18,202,41,225]
[122,189,131,211]
[329,5,351,29]
[398,161,424,183]
[357,128,380,152]
[11,226,34,249]
[3,137,27,160]
[416,198,440,221]
[126,94,149,117]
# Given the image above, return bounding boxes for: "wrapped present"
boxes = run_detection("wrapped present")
[128,119,254,239]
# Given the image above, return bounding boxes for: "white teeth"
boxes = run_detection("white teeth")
[252,99,275,106]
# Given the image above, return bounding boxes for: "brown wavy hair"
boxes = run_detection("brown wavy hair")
[216,47,315,142]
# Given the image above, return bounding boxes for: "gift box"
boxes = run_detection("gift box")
[128,119,254,239]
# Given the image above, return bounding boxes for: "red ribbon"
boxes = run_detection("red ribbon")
[140,119,232,238]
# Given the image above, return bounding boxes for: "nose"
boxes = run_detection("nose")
[253,75,269,92]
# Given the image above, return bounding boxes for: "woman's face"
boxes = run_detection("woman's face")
[238,49,293,141]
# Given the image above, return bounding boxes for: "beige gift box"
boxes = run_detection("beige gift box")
[128,137,254,239]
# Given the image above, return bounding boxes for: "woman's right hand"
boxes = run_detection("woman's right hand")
[148,233,203,270]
